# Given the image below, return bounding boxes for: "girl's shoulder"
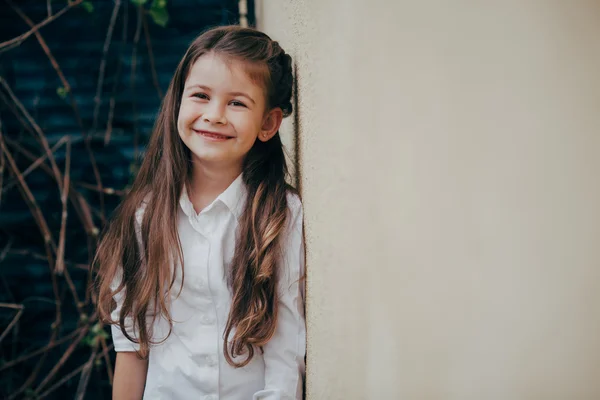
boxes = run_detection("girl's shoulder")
[285,186,303,215]
[285,187,303,234]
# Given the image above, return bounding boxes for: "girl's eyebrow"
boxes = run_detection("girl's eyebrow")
[186,84,211,93]
[186,84,256,104]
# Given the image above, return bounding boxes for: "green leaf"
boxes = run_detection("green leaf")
[149,5,169,27]
[81,1,94,13]
[90,322,103,335]
[81,335,94,347]
[56,87,68,99]
[130,0,148,5]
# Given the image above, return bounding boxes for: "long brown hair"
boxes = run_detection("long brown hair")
[95,25,295,367]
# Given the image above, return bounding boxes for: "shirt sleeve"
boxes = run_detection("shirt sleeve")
[110,203,147,352]
[253,195,306,400]
[110,271,142,352]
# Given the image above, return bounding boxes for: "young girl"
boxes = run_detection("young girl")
[95,26,305,400]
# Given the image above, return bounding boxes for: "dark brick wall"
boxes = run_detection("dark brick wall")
[0,0,253,398]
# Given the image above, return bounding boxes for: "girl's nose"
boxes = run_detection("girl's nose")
[202,103,227,125]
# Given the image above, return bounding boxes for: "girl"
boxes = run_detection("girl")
[95,26,305,400]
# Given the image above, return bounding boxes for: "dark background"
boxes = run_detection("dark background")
[0,0,254,398]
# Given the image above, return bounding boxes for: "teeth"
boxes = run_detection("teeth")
[201,131,228,139]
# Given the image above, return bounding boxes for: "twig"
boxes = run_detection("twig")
[36,342,113,400]
[74,180,126,196]
[0,236,14,263]
[37,360,88,400]
[7,249,88,271]
[0,140,64,393]
[62,267,84,316]
[85,139,106,221]
[0,269,16,304]
[3,137,99,236]
[7,327,59,400]
[34,324,90,394]
[0,302,22,310]
[99,335,114,385]
[6,1,108,221]
[75,192,99,236]
[0,118,4,207]
[92,0,121,134]
[142,10,163,99]
[0,327,84,371]
[0,305,24,344]
[0,77,64,193]
[55,138,71,275]
[105,0,129,145]
[104,92,117,145]
[85,233,96,305]
[0,0,83,54]
[0,92,35,138]
[0,138,56,253]
[1,135,69,194]
[74,343,98,400]
[131,5,143,161]
[6,0,84,130]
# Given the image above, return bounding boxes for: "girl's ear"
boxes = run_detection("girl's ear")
[258,108,283,142]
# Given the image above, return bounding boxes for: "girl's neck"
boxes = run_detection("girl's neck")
[188,161,242,214]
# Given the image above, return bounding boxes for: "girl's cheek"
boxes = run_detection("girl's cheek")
[180,103,199,121]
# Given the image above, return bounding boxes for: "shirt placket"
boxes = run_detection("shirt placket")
[190,210,220,400]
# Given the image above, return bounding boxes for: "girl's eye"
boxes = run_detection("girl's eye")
[230,100,247,108]
[193,93,209,100]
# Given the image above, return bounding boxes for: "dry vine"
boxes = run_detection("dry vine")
[0,0,167,398]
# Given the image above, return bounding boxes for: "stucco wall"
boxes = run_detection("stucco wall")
[258,1,600,399]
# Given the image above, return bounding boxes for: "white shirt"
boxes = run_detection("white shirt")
[110,174,306,400]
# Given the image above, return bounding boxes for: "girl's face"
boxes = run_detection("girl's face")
[177,52,280,173]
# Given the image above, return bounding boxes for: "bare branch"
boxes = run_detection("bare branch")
[0,138,57,252]
[0,118,4,207]
[105,1,129,145]
[55,138,71,275]
[0,327,85,371]
[0,0,83,54]
[1,135,69,194]
[0,77,64,193]
[34,325,90,394]
[6,0,84,130]
[142,10,163,99]
[131,5,143,161]
[74,343,98,400]
[0,305,24,344]
[93,0,122,134]
[37,342,112,400]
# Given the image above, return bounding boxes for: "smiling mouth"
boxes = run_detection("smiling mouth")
[193,130,232,140]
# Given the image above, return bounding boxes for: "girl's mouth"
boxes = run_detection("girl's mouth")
[194,130,232,141]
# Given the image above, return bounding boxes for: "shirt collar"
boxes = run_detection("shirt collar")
[180,173,247,220]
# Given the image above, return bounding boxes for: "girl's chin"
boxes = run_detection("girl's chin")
[188,148,244,166]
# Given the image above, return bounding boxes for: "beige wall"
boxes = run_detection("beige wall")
[258,1,600,399]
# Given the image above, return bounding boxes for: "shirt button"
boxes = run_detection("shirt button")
[204,395,217,400]
[201,314,214,324]
[205,355,218,367]
[197,279,205,290]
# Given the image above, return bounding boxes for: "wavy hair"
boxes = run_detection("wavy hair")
[95,25,295,367]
